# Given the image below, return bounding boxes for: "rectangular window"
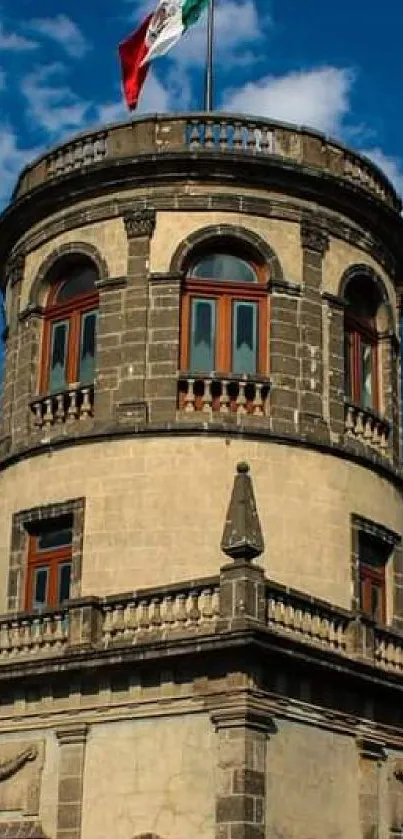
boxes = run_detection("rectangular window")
[232,301,257,374]
[190,298,216,372]
[358,533,387,623]
[49,320,69,393]
[79,310,98,383]
[26,519,72,611]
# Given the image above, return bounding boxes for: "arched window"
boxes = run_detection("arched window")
[40,256,99,394]
[344,274,381,412]
[180,243,268,375]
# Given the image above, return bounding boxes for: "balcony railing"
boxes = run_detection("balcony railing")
[177,373,270,418]
[344,401,390,453]
[2,565,403,683]
[13,113,399,211]
[30,384,94,429]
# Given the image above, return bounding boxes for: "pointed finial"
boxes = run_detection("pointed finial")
[221,462,264,562]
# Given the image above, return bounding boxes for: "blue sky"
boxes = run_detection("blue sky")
[0,0,402,207]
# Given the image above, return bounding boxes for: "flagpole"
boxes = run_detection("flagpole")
[204,0,214,112]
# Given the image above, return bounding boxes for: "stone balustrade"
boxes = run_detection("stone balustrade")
[344,401,390,452]
[102,579,221,645]
[177,373,270,417]
[13,113,399,211]
[1,572,403,677]
[0,609,68,661]
[30,384,94,428]
[47,131,108,178]
[266,583,349,652]
[374,625,403,671]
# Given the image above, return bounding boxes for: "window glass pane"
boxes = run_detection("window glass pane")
[57,267,97,302]
[191,254,257,283]
[32,567,49,611]
[190,298,216,372]
[57,562,72,604]
[37,527,72,552]
[79,310,98,383]
[232,301,257,374]
[371,584,382,622]
[49,320,68,393]
[361,341,374,409]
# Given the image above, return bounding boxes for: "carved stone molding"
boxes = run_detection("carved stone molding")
[5,252,25,287]
[211,702,276,734]
[56,724,88,745]
[123,209,156,239]
[0,746,38,783]
[0,739,44,817]
[300,220,329,255]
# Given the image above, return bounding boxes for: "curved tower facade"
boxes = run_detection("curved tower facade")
[0,113,402,839]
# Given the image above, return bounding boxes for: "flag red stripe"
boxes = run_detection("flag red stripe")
[119,14,152,111]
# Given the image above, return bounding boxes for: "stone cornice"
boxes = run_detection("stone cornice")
[0,419,402,490]
[3,191,397,287]
[0,150,401,288]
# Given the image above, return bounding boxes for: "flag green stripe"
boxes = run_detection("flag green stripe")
[182,0,209,30]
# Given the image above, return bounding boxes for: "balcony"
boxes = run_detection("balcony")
[12,113,399,212]
[177,373,270,418]
[344,401,390,454]
[30,384,94,429]
[2,562,403,681]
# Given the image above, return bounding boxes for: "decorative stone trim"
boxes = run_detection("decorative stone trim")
[56,725,88,839]
[95,275,127,290]
[268,277,302,296]
[28,242,108,308]
[149,271,183,285]
[5,252,25,287]
[123,209,156,239]
[339,263,396,334]
[169,222,284,284]
[8,498,85,611]
[300,220,329,255]
[322,291,346,309]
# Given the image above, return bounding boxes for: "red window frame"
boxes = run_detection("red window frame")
[25,531,72,611]
[359,561,386,624]
[344,313,379,411]
[39,281,99,395]
[180,262,269,375]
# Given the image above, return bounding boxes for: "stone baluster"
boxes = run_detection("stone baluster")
[184,378,195,412]
[102,606,113,644]
[219,379,230,414]
[246,123,257,151]
[0,622,10,656]
[202,378,212,413]
[150,597,162,630]
[364,414,373,440]
[137,600,150,632]
[355,410,364,437]
[67,388,79,422]
[161,595,175,629]
[200,588,213,623]
[233,121,243,149]
[205,119,215,149]
[33,402,43,428]
[253,382,264,416]
[345,404,355,434]
[43,398,54,427]
[112,604,125,640]
[187,591,200,625]
[189,119,201,149]
[80,387,92,420]
[236,380,247,415]
[31,617,42,650]
[175,593,188,627]
[219,120,228,150]
[55,393,65,423]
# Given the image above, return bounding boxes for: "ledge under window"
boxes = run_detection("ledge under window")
[177,372,271,417]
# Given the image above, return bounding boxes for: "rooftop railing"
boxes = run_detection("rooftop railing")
[12,113,400,212]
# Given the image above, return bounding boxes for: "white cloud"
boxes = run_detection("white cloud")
[223,67,354,136]
[28,15,90,59]
[361,147,403,197]
[0,21,38,51]
[137,69,172,113]
[0,126,40,202]
[21,63,90,135]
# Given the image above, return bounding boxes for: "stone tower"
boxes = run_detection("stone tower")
[0,113,402,839]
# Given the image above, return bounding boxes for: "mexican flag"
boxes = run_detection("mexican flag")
[119,0,209,110]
